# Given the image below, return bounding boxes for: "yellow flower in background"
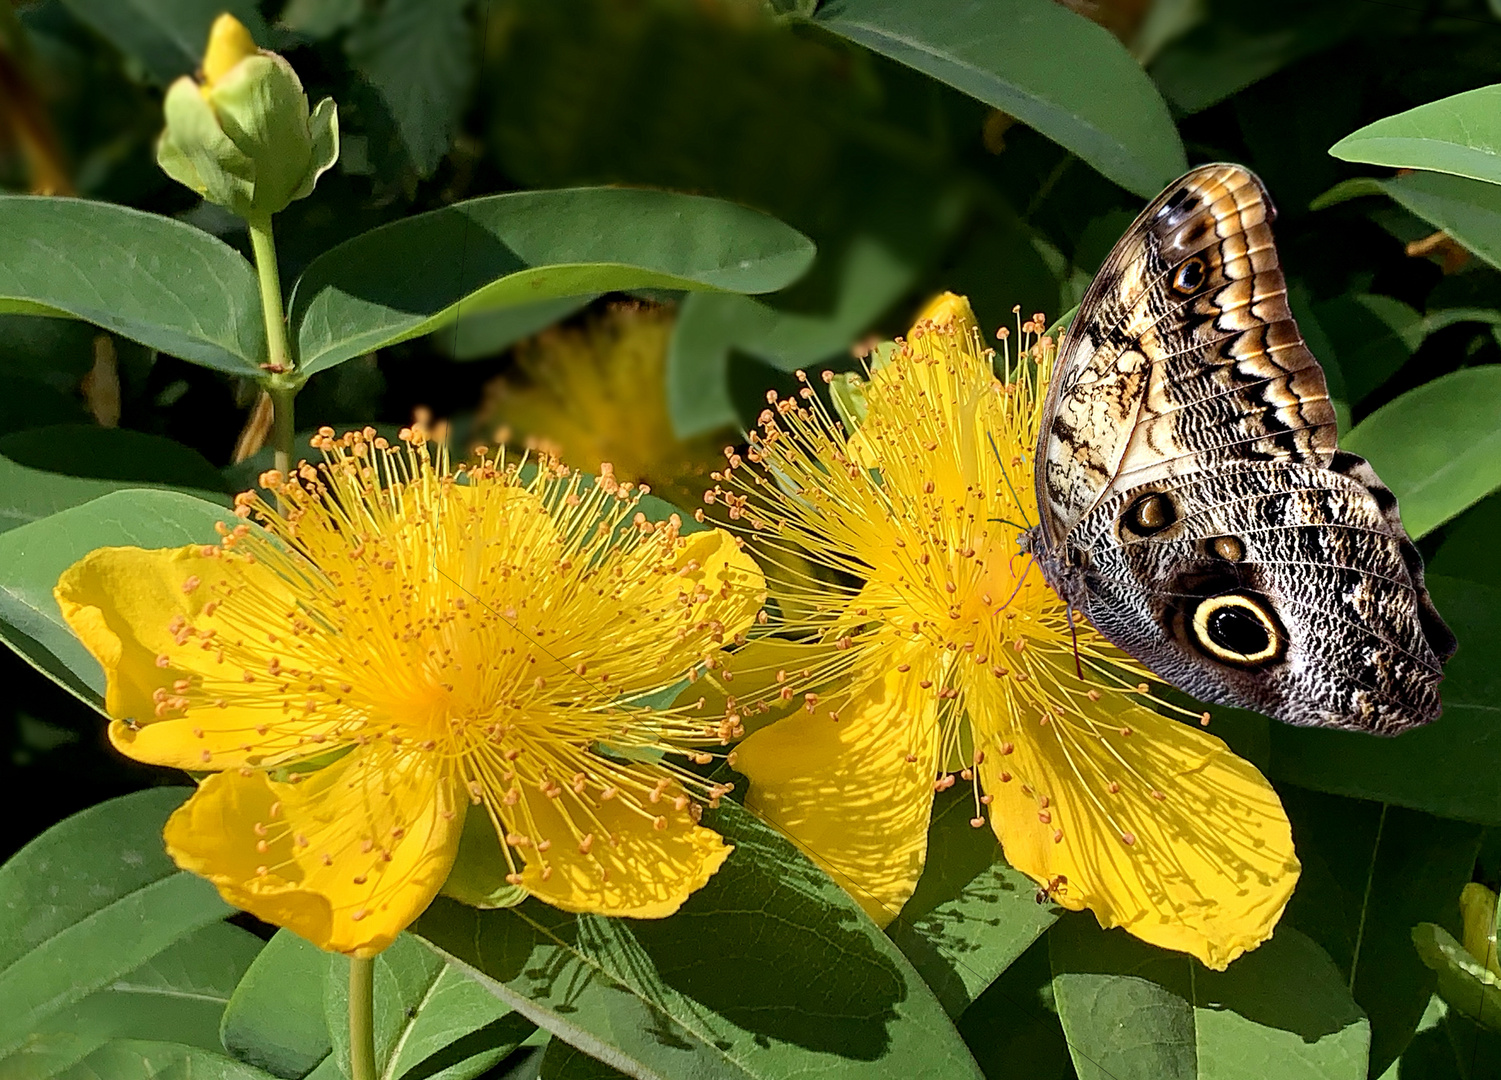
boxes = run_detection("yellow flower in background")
[56,425,764,956]
[481,303,731,514]
[707,293,1298,969]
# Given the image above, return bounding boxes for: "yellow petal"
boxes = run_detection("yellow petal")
[164,744,463,956]
[202,14,258,87]
[670,526,766,641]
[735,636,942,925]
[516,786,730,918]
[971,659,1298,969]
[54,544,317,770]
[910,292,980,337]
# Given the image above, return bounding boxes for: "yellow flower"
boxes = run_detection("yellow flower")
[55,425,764,956]
[707,293,1298,969]
[480,303,732,514]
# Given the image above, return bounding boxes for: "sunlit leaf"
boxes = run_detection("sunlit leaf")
[1331,85,1501,188]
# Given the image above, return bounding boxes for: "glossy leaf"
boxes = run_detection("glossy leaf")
[1281,789,1483,1074]
[0,788,234,1062]
[11,922,263,1080]
[289,188,815,375]
[1050,919,1369,1080]
[0,426,230,533]
[886,787,1058,1018]
[324,933,534,1080]
[1345,366,1501,538]
[0,197,265,374]
[0,489,234,704]
[1331,85,1501,188]
[414,800,982,1080]
[1315,172,1501,272]
[220,931,335,1079]
[1269,576,1501,824]
[812,0,1186,198]
[58,0,268,83]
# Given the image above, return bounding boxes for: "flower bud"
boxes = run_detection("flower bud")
[157,14,338,221]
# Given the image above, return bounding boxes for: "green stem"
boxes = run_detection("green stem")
[349,956,377,1080]
[248,213,297,474]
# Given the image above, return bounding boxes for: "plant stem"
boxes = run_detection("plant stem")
[349,956,377,1080]
[248,212,297,474]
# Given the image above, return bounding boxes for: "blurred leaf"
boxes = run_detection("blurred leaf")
[886,787,1059,1018]
[0,489,233,705]
[1314,172,1501,272]
[289,188,815,375]
[324,933,534,1080]
[346,0,472,177]
[1311,294,1419,405]
[279,0,363,37]
[415,800,982,1080]
[1281,789,1483,1074]
[1345,366,1501,538]
[813,0,1185,198]
[0,197,265,375]
[1332,85,1501,188]
[955,937,1073,1080]
[1375,995,1466,1080]
[1430,493,1501,589]
[435,296,598,361]
[220,930,334,1079]
[1268,576,1501,824]
[1050,919,1369,1080]
[48,1041,279,1080]
[58,0,268,83]
[0,426,230,532]
[13,921,263,1080]
[1414,923,1501,1032]
[0,788,234,1064]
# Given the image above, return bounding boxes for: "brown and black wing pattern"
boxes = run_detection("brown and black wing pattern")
[1030,163,1454,734]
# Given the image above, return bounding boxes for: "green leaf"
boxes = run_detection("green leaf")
[1281,790,1483,1074]
[435,296,598,361]
[0,426,230,533]
[812,0,1184,198]
[1268,576,1501,824]
[324,933,534,1080]
[1375,995,1466,1080]
[49,1040,280,1080]
[0,197,266,374]
[1345,366,1501,538]
[537,1040,630,1080]
[289,188,815,375]
[1430,493,1501,589]
[1310,294,1419,406]
[414,801,982,1079]
[0,489,234,705]
[346,0,471,177]
[1414,924,1501,1032]
[0,788,235,1062]
[1314,171,1501,272]
[58,0,268,83]
[1050,919,1369,1080]
[1331,85,1501,188]
[885,787,1058,1018]
[13,922,264,1080]
[956,936,1073,1080]
[220,931,335,1079]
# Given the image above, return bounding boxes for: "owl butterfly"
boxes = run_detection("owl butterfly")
[1027,163,1455,735]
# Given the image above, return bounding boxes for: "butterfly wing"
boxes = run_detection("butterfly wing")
[1032,163,1454,733]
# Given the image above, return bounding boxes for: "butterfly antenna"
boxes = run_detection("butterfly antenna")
[1065,601,1084,680]
[986,432,1034,531]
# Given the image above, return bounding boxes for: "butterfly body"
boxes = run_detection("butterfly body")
[1028,163,1455,735]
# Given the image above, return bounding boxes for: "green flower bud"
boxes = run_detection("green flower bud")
[157,14,338,221]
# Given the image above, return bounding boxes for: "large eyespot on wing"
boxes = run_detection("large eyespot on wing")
[1189,593,1286,667]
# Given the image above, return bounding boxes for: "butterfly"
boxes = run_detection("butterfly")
[1025,163,1455,735]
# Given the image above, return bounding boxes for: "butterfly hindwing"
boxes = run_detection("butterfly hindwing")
[1030,163,1454,734]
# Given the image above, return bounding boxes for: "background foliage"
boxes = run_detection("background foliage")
[5,0,1501,1077]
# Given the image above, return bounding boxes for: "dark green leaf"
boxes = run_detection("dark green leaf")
[955,936,1073,1080]
[346,0,472,177]
[58,0,268,83]
[323,933,532,1080]
[0,788,234,1062]
[1331,85,1501,189]
[14,922,263,1080]
[1281,790,1482,1074]
[1430,493,1501,589]
[289,188,815,375]
[1311,294,1419,406]
[1268,576,1501,824]
[414,801,982,1079]
[1314,172,1501,272]
[537,1039,630,1080]
[1345,367,1501,538]
[0,489,234,704]
[1050,918,1369,1080]
[0,426,230,532]
[1375,996,1466,1080]
[886,787,1058,1018]
[220,930,335,1079]
[813,0,1185,198]
[435,296,598,361]
[0,197,265,374]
